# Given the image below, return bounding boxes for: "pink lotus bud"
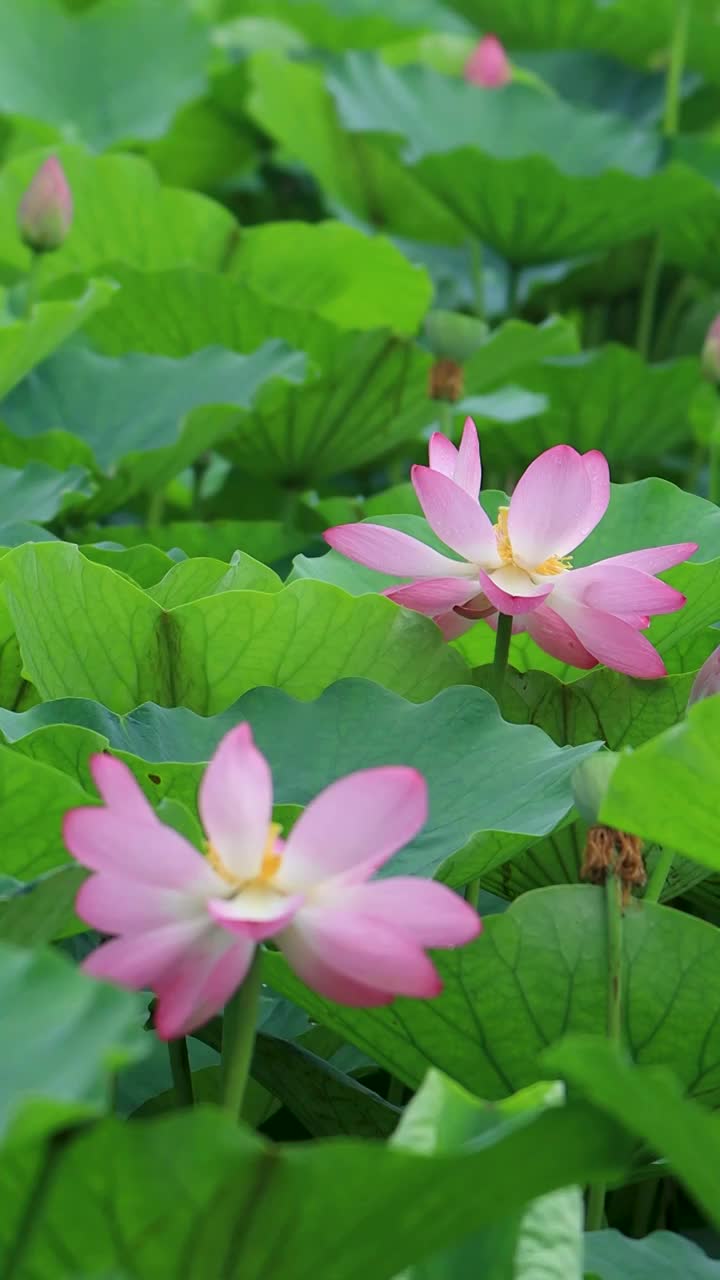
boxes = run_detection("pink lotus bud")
[702,316,720,382]
[464,35,511,88]
[18,157,73,253]
[688,644,720,706]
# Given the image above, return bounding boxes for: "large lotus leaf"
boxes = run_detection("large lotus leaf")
[0,543,467,713]
[0,1100,630,1280]
[0,0,209,149]
[547,1036,720,1231]
[0,277,115,398]
[0,462,92,522]
[0,741,90,878]
[584,1229,720,1280]
[0,680,598,888]
[212,0,471,46]
[461,347,705,470]
[602,697,720,872]
[249,52,713,262]
[146,554,281,608]
[265,884,720,1103]
[75,519,310,567]
[0,866,86,944]
[0,149,237,284]
[0,341,307,503]
[0,941,146,1148]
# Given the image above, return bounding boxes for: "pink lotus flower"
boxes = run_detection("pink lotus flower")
[464,35,511,88]
[18,156,73,253]
[688,644,720,705]
[325,419,697,679]
[63,727,480,1039]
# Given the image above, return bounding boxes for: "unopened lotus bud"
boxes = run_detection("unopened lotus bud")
[702,316,720,382]
[572,751,621,827]
[18,156,73,253]
[424,310,488,363]
[464,35,511,88]
[688,643,720,706]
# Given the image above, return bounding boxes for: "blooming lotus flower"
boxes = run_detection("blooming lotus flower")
[18,156,73,253]
[688,644,720,705]
[325,419,697,679]
[63,726,480,1039]
[465,35,511,88]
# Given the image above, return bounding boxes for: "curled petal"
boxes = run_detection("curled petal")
[385,577,477,617]
[324,522,473,578]
[153,936,255,1039]
[208,887,303,941]
[508,446,609,565]
[280,767,427,890]
[525,604,597,669]
[89,754,155,819]
[64,810,217,889]
[199,723,272,882]
[428,431,458,479]
[561,564,686,616]
[279,908,442,1001]
[478,567,552,616]
[428,418,481,498]
[411,466,498,564]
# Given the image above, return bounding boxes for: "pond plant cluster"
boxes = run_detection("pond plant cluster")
[4,1,720,1277]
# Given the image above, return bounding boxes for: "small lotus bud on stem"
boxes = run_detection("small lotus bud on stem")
[18,156,73,254]
[464,35,511,88]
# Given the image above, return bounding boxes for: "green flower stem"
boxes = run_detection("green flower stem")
[493,612,513,710]
[636,0,691,358]
[439,400,454,437]
[469,239,485,321]
[168,1035,194,1108]
[587,866,624,1230]
[644,846,676,903]
[23,251,41,319]
[221,947,263,1120]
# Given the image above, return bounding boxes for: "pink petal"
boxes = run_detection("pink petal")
[334,878,481,947]
[208,887,303,941]
[562,564,685,616]
[411,466,498,564]
[199,723,272,882]
[280,767,427,890]
[478,567,552,616]
[64,810,217,889]
[76,874,187,934]
[508,446,610,566]
[324,522,473,578]
[689,644,720,705]
[153,936,255,1039]
[591,542,697,574]
[280,908,442,1000]
[525,604,598,669]
[435,609,476,641]
[89,754,155,819]
[278,923,395,1006]
[552,598,667,678]
[465,34,511,88]
[385,577,478,616]
[82,918,210,990]
[428,418,481,498]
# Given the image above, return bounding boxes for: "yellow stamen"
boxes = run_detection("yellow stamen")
[493,505,572,577]
[206,821,283,888]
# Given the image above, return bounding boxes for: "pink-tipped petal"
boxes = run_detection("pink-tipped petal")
[153,936,255,1039]
[280,767,427,890]
[525,604,598,669]
[89,754,155,819]
[278,923,395,1006]
[280,908,442,1000]
[465,35,511,88]
[689,645,720,705]
[324,522,473,578]
[592,542,697,574]
[552,599,667,679]
[455,417,482,498]
[82,918,209,990]
[76,874,185,935]
[199,724,272,882]
[64,810,217,889]
[335,878,481,947]
[564,564,686,616]
[428,431,459,478]
[411,466,498,564]
[208,887,303,941]
[385,577,478,616]
[478,567,552,616]
[508,446,610,566]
